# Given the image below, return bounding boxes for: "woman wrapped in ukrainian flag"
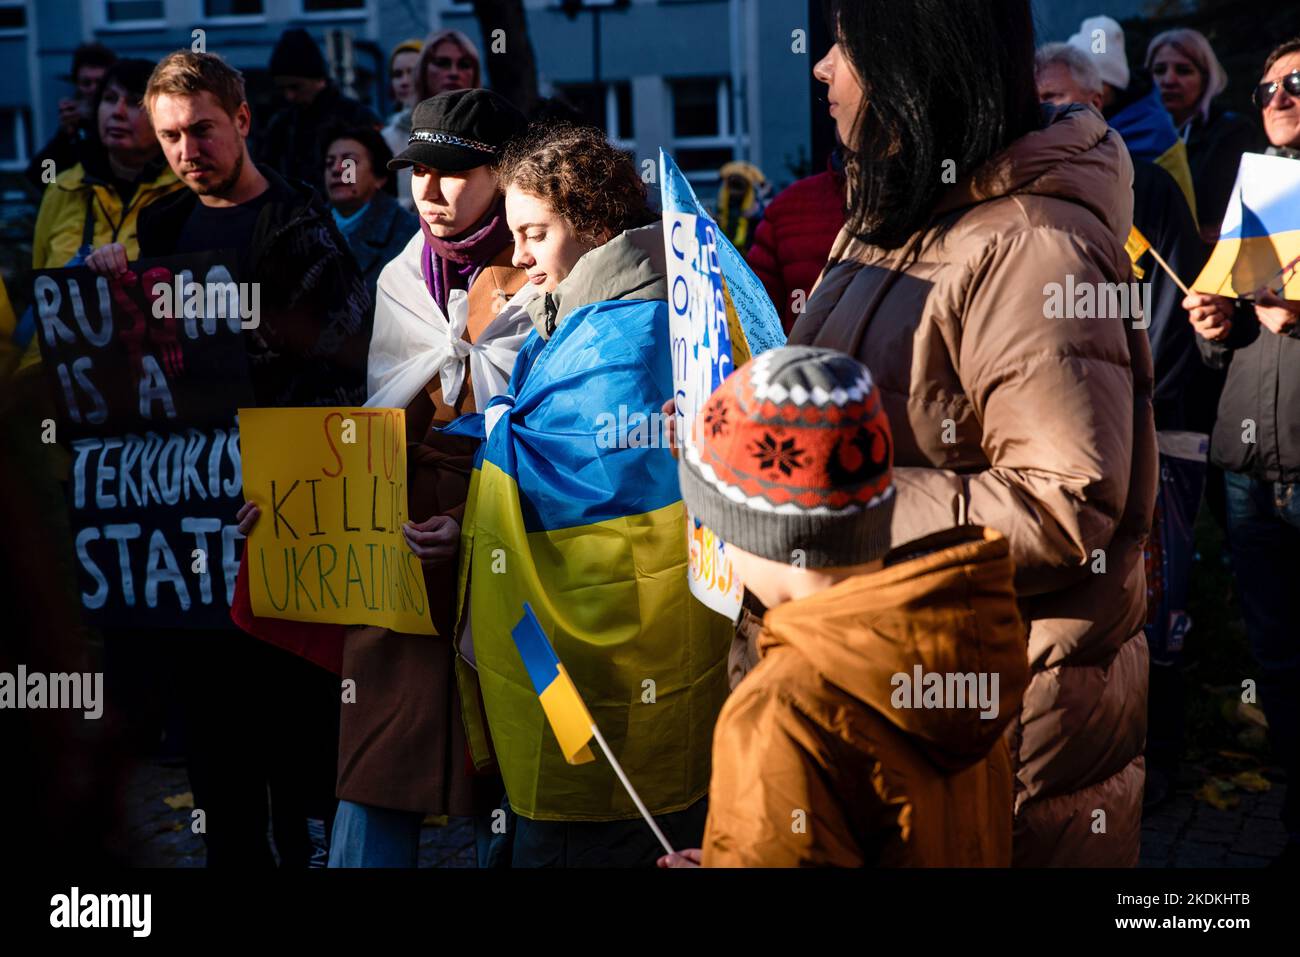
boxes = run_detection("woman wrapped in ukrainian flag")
[448,125,732,866]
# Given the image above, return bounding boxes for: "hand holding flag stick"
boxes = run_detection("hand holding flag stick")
[511,604,678,858]
[1257,253,1300,299]
[589,724,678,857]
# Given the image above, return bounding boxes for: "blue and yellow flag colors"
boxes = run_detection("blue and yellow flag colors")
[453,285,731,822]
[512,604,595,765]
[660,149,786,363]
[661,149,787,620]
[1194,152,1300,300]
[1110,84,1198,219]
[1125,226,1153,280]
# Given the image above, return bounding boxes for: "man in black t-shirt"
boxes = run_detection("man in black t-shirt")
[87,53,371,409]
[85,50,372,869]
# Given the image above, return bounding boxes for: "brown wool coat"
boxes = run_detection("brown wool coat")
[703,527,1030,867]
[788,105,1157,866]
[336,247,528,815]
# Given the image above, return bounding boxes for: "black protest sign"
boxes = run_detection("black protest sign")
[33,251,256,629]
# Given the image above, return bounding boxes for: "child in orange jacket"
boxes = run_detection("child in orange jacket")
[661,346,1029,867]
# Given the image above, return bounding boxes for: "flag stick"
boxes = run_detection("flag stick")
[1261,254,1300,297]
[589,723,678,857]
[1145,244,1191,296]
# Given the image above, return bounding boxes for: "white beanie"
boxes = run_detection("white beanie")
[1067,15,1130,91]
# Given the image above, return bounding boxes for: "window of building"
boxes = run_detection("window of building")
[672,78,723,138]
[204,0,265,16]
[103,1,166,24]
[552,81,633,148]
[669,77,737,183]
[0,107,30,171]
[302,0,366,13]
[0,1,26,35]
[557,0,629,10]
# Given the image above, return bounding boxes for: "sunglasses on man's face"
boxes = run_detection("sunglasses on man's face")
[1253,70,1300,110]
[432,57,475,72]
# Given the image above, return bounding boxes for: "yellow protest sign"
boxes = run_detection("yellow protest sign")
[238,406,434,634]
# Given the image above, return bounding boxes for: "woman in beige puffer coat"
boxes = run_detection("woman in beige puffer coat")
[794,3,1157,867]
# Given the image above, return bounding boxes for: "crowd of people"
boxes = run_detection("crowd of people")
[3,0,1299,869]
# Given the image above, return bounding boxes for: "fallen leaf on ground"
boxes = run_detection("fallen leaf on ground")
[1217,750,1255,761]
[1231,770,1272,793]
[162,792,194,810]
[1194,778,1240,810]
[1238,726,1268,751]
[1237,702,1269,728]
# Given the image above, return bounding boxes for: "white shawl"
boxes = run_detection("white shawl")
[365,231,536,411]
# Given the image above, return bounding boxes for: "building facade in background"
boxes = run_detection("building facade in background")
[0,0,817,191]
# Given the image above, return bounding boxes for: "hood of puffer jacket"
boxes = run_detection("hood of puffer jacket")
[928,103,1133,244]
[761,526,1030,771]
[524,221,667,338]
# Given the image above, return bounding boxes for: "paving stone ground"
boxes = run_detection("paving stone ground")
[1138,772,1288,868]
[125,756,1287,867]
[125,760,476,868]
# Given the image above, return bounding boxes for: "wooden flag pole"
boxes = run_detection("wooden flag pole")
[589,723,678,858]
[1145,244,1191,296]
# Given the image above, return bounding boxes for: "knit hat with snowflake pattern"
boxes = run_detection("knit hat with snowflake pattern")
[678,345,895,569]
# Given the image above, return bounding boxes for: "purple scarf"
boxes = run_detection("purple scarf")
[419,197,513,314]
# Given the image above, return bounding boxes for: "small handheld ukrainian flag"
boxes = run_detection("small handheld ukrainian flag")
[511,603,595,765]
[1125,226,1152,279]
[1127,224,1192,294]
[509,602,679,856]
[1195,152,1300,300]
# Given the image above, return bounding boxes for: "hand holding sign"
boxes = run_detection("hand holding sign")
[239,406,434,634]
[33,251,254,629]
[84,242,130,278]
[402,514,460,567]
[236,501,260,536]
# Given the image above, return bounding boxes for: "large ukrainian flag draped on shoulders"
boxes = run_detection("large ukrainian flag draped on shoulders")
[1194,152,1300,300]
[452,283,731,822]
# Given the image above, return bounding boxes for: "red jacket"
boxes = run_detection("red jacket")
[746,169,846,333]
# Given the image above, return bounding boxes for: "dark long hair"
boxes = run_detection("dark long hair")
[825,0,1042,251]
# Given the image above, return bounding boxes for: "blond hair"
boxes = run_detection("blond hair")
[415,28,482,100]
[145,50,247,118]
[1145,28,1227,126]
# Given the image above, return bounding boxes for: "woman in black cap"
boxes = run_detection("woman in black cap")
[243,88,536,868]
[331,88,537,867]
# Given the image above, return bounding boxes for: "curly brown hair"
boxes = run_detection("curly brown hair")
[497,124,654,246]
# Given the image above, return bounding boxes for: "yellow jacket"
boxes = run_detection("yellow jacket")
[33,157,183,269]
[23,157,183,371]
